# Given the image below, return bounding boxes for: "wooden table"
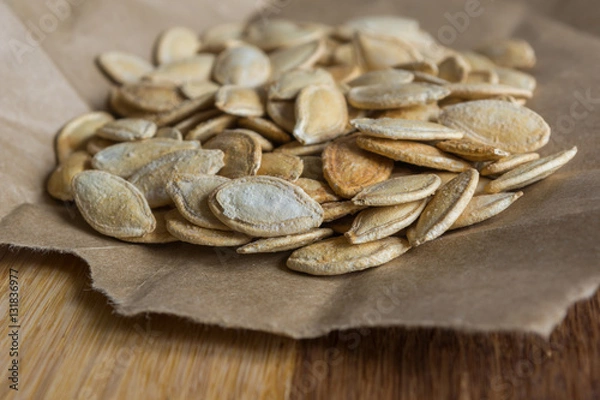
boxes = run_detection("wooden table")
[0,246,598,399]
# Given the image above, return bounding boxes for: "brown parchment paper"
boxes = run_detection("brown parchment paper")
[1,0,599,339]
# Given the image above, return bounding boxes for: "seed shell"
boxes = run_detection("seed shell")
[236,228,334,254]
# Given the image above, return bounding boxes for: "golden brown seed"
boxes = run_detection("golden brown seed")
[165,210,252,246]
[215,85,265,117]
[266,100,296,133]
[55,111,114,164]
[203,131,262,178]
[236,228,334,254]
[86,136,117,155]
[173,109,220,134]
[145,55,215,84]
[150,95,218,127]
[227,129,273,151]
[120,209,180,244]
[476,39,536,69]
[294,178,341,203]
[479,153,540,176]
[96,118,157,142]
[120,82,185,113]
[450,192,523,230]
[435,139,511,162]
[323,135,394,198]
[213,45,271,87]
[347,83,450,110]
[346,199,427,244]
[184,114,237,141]
[72,170,156,238]
[238,117,293,144]
[356,137,472,172]
[209,176,324,237]
[47,151,91,201]
[437,54,470,83]
[286,236,411,276]
[269,68,335,100]
[166,174,232,230]
[294,84,348,145]
[347,69,414,87]
[92,138,200,178]
[299,156,324,181]
[438,100,551,153]
[351,118,463,141]
[155,27,201,64]
[408,169,479,246]
[97,51,154,84]
[257,153,303,181]
[322,201,367,222]
[484,147,577,193]
[274,140,329,156]
[108,87,150,118]
[352,174,442,206]
[128,149,225,208]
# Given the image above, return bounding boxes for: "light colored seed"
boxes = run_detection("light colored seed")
[274,140,329,156]
[201,22,245,53]
[347,83,450,110]
[97,51,154,84]
[435,139,511,161]
[395,60,438,75]
[294,84,348,145]
[213,45,271,87]
[269,40,325,78]
[450,192,523,230]
[476,39,536,69]
[354,32,422,71]
[55,111,114,164]
[266,100,296,133]
[209,176,324,237]
[346,199,427,244]
[203,130,262,178]
[374,103,440,121]
[437,54,470,82]
[244,19,322,51]
[165,210,252,246]
[433,170,491,195]
[120,208,179,244]
[47,151,91,201]
[408,169,479,246]
[287,236,411,276]
[480,153,540,176]
[92,138,200,178]
[86,136,117,155]
[238,117,293,144]
[347,69,414,87]
[120,82,185,113]
[166,174,232,230]
[225,129,273,151]
[145,55,215,84]
[411,71,450,85]
[180,80,220,100]
[299,156,324,181]
[495,67,536,92]
[215,85,265,117]
[465,69,499,84]
[484,147,577,193]
[72,170,156,238]
[338,16,420,41]
[150,95,218,127]
[128,149,225,208]
[155,127,183,140]
[438,100,551,153]
[329,42,354,65]
[96,118,157,142]
[460,51,496,71]
[257,153,303,181]
[269,68,336,101]
[352,174,441,206]
[184,114,237,141]
[351,118,463,141]
[323,64,362,83]
[155,27,201,64]
[294,178,341,203]
[323,135,394,198]
[237,228,334,254]
[356,137,472,172]
[322,201,367,222]
[445,83,532,100]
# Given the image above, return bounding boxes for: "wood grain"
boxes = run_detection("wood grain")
[0,246,598,399]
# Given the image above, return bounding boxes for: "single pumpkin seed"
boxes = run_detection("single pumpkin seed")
[237,228,334,254]
[352,174,441,206]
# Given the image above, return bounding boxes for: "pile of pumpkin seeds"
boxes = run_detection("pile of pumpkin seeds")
[48,16,577,276]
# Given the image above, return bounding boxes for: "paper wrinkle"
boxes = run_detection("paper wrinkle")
[1,0,599,338]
